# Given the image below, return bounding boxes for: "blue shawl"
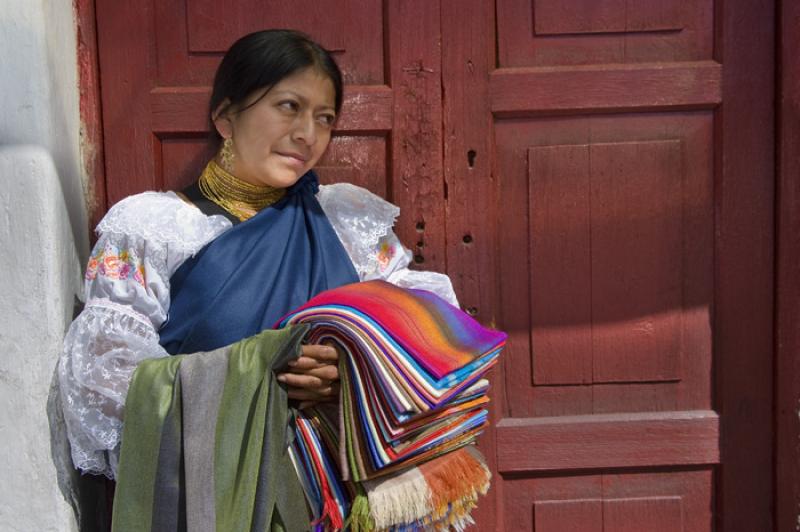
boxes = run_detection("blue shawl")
[159,171,360,355]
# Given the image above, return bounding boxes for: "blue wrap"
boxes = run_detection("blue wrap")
[159,171,360,354]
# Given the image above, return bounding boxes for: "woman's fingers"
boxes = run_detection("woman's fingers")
[288,355,330,370]
[284,362,339,381]
[285,383,340,401]
[278,372,325,388]
[278,372,340,394]
[277,343,342,403]
[299,344,339,362]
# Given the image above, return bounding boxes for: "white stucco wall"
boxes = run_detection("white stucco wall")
[0,1,88,255]
[0,2,87,530]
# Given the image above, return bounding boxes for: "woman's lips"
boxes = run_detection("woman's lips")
[276,152,307,168]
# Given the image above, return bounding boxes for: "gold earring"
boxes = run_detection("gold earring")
[219,137,235,173]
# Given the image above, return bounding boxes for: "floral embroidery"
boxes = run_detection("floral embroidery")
[85,243,146,287]
[376,239,396,272]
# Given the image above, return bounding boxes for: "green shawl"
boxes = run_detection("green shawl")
[112,326,311,532]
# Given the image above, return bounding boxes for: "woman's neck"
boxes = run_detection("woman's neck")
[198,159,286,221]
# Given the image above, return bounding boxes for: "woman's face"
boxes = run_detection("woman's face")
[215,67,337,188]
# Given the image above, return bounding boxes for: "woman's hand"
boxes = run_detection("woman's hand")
[277,343,340,407]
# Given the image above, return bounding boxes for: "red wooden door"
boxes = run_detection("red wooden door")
[439,0,773,530]
[94,1,775,530]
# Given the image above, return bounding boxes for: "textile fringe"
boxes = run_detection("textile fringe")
[426,499,478,532]
[343,488,375,532]
[421,447,491,521]
[365,466,433,529]
[362,446,491,531]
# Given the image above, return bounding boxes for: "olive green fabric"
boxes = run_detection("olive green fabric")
[112,326,311,532]
[180,346,230,532]
[112,354,183,530]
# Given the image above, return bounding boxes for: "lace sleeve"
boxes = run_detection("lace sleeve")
[317,183,400,279]
[58,300,167,478]
[57,192,230,478]
[317,183,459,307]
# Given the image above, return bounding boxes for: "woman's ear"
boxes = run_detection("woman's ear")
[211,99,234,139]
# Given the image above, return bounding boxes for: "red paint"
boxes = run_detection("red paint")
[492,0,770,529]
[388,0,446,273]
[497,0,713,67]
[775,0,800,529]
[496,411,719,472]
[441,1,500,528]
[716,1,776,530]
[75,0,106,238]
[490,62,722,116]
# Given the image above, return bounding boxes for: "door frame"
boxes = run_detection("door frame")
[775,1,800,530]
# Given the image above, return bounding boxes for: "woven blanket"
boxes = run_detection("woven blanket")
[278,280,506,530]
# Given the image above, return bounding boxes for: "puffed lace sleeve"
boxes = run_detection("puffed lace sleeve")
[57,192,230,478]
[317,183,459,307]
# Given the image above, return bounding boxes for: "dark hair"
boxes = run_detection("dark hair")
[208,29,344,141]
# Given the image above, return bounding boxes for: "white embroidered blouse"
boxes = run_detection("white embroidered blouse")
[58,183,458,479]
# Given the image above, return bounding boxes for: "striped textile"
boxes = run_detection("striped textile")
[278,280,506,530]
[112,326,311,532]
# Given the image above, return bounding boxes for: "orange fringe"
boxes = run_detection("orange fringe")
[418,447,491,521]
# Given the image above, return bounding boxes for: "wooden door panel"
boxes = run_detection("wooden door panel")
[160,135,210,191]
[154,0,384,86]
[503,470,712,531]
[533,499,603,532]
[496,0,713,67]
[496,411,718,472]
[531,496,686,532]
[497,113,714,418]
[532,0,684,35]
[485,0,737,528]
[529,139,686,386]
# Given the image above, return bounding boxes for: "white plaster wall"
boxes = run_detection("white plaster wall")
[0,1,88,258]
[0,147,82,531]
[0,1,87,530]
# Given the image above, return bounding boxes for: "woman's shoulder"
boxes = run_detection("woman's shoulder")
[316,183,400,240]
[96,191,231,253]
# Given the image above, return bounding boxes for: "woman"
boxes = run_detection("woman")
[57,29,457,483]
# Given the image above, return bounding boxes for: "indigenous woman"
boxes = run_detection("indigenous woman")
[57,28,456,505]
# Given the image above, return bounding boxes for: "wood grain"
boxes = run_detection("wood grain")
[715,1,776,530]
[497,0,713,68]
[533,0,683,35]
[96,0,156,203]
[496,410,719,472]
[388,0,445,272]
[75,0,106,236]
[775,0,800,529]
[490,62,722,116]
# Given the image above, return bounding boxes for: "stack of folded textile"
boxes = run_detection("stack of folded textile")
[277,280,506,531]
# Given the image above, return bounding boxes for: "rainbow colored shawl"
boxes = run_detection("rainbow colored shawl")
[277,280,506,530]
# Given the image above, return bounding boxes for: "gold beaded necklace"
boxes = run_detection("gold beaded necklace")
[198,159,286,221]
